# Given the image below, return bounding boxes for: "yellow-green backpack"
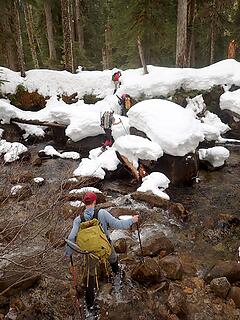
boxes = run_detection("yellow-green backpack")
[76,211,111,262]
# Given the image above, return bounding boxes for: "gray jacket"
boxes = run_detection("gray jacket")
[65,207,133,256]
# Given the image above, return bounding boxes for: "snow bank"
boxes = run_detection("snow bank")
[113,135,163,168]
[198,146,230,167]
[137,172,170,200]
[128,99,204,156]
[2,59,240,101]
[220,89,240,116]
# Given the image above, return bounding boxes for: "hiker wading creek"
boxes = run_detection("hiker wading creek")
[0,141,239,319]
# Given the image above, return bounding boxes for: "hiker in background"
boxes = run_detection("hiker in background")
[228,39,237,59]
[117,93,133,116]
[100,110,121,150]
[65,192,139,308]
[112,70,122,94]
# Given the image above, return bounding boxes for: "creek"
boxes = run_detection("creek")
[0,142,239,320]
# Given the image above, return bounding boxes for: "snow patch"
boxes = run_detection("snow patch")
[199,146,230,167]
[137,172,170,200]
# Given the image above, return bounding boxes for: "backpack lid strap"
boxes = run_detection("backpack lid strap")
[93,210,98,220]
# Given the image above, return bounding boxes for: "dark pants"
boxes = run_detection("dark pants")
[85,245,118,308]
[104,128,112,142]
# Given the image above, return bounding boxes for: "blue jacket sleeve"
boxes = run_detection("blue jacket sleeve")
[65,216,81,257]
[98,209,133,231]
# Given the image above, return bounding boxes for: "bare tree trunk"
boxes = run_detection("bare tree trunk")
[44,0,57,61]
[23,3,39,68]
[75,0,84,50]
[70,0,75,42]
[61,0,74,73]
[176,0,188,67]
[2,13,17,70]
[12,0,26,77]
[102,47,107,70]
[104,19,112,69]
[210,0,216,64]
[137,35,148,74]
[187,0,196,67]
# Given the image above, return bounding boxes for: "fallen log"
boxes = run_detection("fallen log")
[11,118,67,128]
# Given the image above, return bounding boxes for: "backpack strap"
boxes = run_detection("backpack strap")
[81,209,98,222]
[93,210,98,220]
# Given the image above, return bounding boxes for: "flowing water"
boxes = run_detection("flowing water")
[1,142,239,319]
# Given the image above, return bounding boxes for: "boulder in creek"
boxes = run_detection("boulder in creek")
[167,283,187,317]
[204,261,240,283]
[66,134,104,157]
[131,257,164,285]
[131,191,169,209]
[113,238,127,253]
[63,191,106,203]
[130,126,199,185]
[136,231,174,257]
[62,176,101,190]
[168,202,188,221]
[158,254,183,280]
[10,185,32,201]
[0,271,41,305]
[227,286,240,307]
[210,277,231,299]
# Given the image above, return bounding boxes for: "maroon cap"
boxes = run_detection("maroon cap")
[83,192,97,204]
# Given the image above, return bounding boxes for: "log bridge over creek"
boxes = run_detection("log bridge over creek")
[11,117,68,145]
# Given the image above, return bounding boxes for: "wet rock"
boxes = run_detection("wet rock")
[18,150,31,162]
[131,191,169,209]
[228,286,240,307]
[137,232,174,257]
[219,213,240,226]
[113,238,127,253]
[0,272,40,303]
[62,176,101,190]
[64,191,106,204]
[205,261,240,283]
[62,202,81,220]
[38,150,58,159]
[96,201,115,211]
[158,254,183,280]
[131,257,164,284]
[10,185,32,201]
[1,123,24,142]
[210,277,231,298]
[167,283,187,317]
[168,202,188,221]
[66,134,104,158]
[31,156,42,166]
[110,207,138,218]
[10,171,34,184]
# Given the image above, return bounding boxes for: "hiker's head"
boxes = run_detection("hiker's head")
[83,192,97,206]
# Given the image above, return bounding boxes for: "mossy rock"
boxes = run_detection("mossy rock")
[83,94,102,104]
[8,85,47,111]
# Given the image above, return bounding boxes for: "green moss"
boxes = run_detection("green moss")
[83,94,102,104]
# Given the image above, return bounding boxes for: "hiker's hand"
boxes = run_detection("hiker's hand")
[132,215,139,223]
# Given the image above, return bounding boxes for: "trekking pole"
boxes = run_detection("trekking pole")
[119,118,128,135]
[136,222,144,262]
[70,256,83,317]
